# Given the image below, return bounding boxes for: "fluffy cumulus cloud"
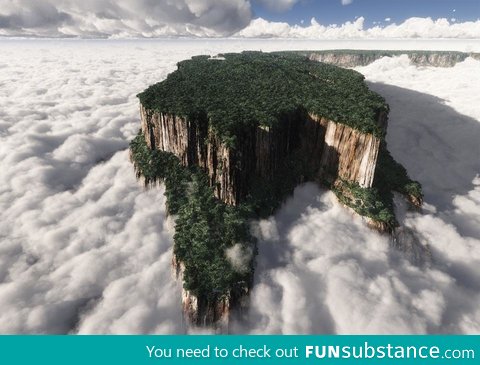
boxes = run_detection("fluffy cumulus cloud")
[235,16,480,38]
[236,17,366,38]
[0,39,479,333]
[1,1,480,38]
[0,0,252,37]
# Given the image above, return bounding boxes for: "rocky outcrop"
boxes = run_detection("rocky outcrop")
[306,51,478,68]
[140,106,385,206]
[311,114,382,187]
[308,53,387,68]
[407,193,423,209]
[172,254,248,332]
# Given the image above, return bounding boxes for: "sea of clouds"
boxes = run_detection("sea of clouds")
[0,39,479,334]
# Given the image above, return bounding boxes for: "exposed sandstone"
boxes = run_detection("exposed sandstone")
[172,254,247,332]
[140,105,384,206]
[307,51,476,68]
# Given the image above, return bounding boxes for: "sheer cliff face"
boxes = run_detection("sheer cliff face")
[307,114,382,188]
[141,105,241,205]
[140,104,384,205]
[308,53,385,68]
[307,52,471,68]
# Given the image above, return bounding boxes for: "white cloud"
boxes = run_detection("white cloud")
[225,244,253,273]
[0,40,189,333]
[341,0,353,5]
[0,0,252,37]
[235,16,480,39]
[385,17,391,22]
[0,40,479,334]
[236,16,366,38]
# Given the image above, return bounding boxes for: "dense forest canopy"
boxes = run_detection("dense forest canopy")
[138,52,388,140]
[130,133,254,300]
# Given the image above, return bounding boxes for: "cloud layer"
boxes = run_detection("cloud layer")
[0,1,479,38]
[235,16,480,39]
[0,40,479,333]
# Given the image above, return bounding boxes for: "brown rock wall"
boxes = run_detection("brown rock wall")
[140,105,382,205]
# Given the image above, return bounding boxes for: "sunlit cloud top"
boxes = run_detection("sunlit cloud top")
[0,0,479,39]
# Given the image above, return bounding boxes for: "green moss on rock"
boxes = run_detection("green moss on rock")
[331,142,423,230]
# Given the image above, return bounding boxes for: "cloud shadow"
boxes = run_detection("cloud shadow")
[369,82,480,239]
[369,82,480,213]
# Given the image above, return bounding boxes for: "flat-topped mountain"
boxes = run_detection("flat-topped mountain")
[298,49,480,68]
[130,52,423,330]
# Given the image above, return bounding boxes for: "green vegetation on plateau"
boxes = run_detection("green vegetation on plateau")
[133,52,423,306]
[138,52,388,142]
[130,133,254,300]
[332,143,423,228]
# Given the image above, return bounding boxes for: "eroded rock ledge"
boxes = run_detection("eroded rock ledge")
[300,50,480,68]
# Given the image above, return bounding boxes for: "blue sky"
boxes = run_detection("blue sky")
[252,0,480,26]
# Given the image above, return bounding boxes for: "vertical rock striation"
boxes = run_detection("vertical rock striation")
[308,113,383,187]
[140,105,385,207]
[141,105,244,205]
[306,50,477,68]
